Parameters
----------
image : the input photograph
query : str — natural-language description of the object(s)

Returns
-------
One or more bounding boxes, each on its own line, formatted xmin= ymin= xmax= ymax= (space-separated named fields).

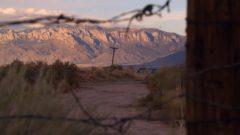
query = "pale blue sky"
xmin=0 ymin=0 xmax=186 ymax=35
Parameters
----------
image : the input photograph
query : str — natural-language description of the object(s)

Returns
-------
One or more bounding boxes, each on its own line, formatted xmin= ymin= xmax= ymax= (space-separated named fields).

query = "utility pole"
xmin=186 ymin=0 xmax=240 ymax=135
xmin=110 ymin=46 xmax=118 ymax=66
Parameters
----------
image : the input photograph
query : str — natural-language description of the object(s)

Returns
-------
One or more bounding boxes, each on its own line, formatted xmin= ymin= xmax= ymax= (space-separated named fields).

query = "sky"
xmin=0 ymin=0 xmax=186 ymax=35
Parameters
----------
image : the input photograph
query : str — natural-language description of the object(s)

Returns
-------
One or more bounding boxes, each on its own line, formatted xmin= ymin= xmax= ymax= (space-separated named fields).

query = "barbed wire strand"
xmin=0 ymin=1 xmax=173 ymax=134
xmin=2 ymin=0 xmax=240 ymax=133
xmin=0 ymin=0 xmax=171 ymax=35
xmin=2 ymin=64 xmax=240 ymax=133
xmin=0 ymin=92 xmax=184 ymax=133
xmin=187 ymin=62 xmax=240 ymax=78
xmin=2 ymin=86 xmax=240 ymax=133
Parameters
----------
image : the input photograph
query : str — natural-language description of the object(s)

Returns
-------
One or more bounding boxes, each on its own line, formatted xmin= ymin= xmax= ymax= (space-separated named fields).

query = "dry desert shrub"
xmin=0 ymin=60 xmax=111 ymax=135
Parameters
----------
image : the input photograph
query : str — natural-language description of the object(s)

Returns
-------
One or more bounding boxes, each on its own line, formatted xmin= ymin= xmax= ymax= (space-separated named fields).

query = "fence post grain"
xmin=186 ymin=0 xmax=240 ymax=134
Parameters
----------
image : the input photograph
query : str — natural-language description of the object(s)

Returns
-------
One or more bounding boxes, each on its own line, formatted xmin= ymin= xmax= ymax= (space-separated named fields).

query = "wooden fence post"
xmin=186 ymin=0 xmax=240 ymax=134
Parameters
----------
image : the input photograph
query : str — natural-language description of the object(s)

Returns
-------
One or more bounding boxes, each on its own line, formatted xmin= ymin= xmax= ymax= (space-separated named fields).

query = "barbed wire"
xmin=0 ymin=51 xmax=239 ymax=130
xmin=187 ymin=62 xmax=240 ymax=78
xmin=1 ymin=65 xmax=239 ymax=133
xmin=62 ymin=87 xmax=185 ymax=133
xmin=2 ymin=0 xmax=240 ymax=132
xmin=5 ymin=81 xmax=239 ymax=131
xmin=0 ymin=1 xmax=177 ymax=134
xmin=1 ymin=83 xmax=240 ymax=133
xmin=185 ymin=63 xmax=240 ymax=111
xmin=0 ymin=90 xmax=184 ymax=134
xmin=0 ymin=0 xmax=171 ymax=33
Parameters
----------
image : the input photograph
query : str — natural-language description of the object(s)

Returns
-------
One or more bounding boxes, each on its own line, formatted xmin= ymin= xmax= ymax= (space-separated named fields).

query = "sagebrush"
xmin=142 ymin=66 xmax=185 ymax=122
xmin=0 ymin=60 xmax=121 ymax=135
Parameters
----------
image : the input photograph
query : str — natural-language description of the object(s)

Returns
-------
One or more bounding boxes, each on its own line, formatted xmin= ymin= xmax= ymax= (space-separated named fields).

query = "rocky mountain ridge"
xmin=0 ymin=25 xmax=185 ymax=66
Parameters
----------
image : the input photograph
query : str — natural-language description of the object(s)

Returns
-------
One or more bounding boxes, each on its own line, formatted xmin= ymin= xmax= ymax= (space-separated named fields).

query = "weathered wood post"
xmin=110 ymin=46 xmax=118 ymax=66
xmin=186 ymin=0 xmax=240 ymax=134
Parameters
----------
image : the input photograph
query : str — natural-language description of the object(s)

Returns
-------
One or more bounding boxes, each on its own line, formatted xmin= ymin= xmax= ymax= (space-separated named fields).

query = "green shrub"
xmin=47 ymin=60 xmax=80 ymax=90
xmin=0 ymin=60 xmax=81 ymax=93
xmin=109 ymin=65 xmax=123 ymax=71
xmin=142 ymin=66 xmax=185 ymax=123
xmin=147 ymin=66 xmax=184 ymax=96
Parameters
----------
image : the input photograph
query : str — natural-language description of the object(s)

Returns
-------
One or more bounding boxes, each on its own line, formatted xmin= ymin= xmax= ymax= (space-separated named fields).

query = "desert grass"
xmin=80 ymin=65 xmax=148 ymax=81
xmin=0 ymin=60 xmax=120 ymax=135
xmin=140 ymin=66 xmax=185 ymax=134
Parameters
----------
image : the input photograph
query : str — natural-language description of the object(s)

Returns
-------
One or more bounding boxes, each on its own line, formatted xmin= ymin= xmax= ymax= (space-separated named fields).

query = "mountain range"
xmin=134 ymin=50 xmax=185 ymax=69
xmin=0 ymin=25 xmax=185 ymax=67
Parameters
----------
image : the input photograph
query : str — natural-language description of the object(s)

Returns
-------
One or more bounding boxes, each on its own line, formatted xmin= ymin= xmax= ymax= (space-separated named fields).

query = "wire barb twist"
xmin=0 ymin=0 xmax=171 ymax=33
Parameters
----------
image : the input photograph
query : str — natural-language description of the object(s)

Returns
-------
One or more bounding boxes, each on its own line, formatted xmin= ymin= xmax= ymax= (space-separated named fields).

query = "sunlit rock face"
xmin=0 ymin=25 xmax=185 ymax=66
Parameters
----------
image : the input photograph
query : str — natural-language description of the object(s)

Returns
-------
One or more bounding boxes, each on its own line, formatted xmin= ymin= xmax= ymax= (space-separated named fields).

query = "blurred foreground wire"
xmin=0 ymin=0 xmax=171 ymax=33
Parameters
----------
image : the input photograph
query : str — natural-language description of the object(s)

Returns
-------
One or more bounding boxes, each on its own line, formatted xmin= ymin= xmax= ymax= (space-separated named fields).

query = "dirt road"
xmin=75 ymin=80 xmax=176 ymax=135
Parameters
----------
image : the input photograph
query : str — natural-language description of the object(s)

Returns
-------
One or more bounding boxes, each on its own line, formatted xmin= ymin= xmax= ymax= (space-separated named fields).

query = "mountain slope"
xmin=0 ymin=25 xmax=185 ymax=66
xmin=134 ymin=50 xmax=185 ymax=69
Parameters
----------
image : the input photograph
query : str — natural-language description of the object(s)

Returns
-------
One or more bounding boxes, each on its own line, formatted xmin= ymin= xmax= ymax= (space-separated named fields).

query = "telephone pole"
xmin=110 ymin=46 xmax=118 ymax=66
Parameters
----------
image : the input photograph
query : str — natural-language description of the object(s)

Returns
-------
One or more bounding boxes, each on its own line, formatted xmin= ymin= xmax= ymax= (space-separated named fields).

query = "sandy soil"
xmin=73 ymin=80 xmax=177 ymax=135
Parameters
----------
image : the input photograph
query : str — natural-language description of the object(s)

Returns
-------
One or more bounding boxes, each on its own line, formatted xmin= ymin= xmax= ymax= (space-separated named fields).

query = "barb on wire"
xmin=0 ymin=1 xmax=174 ymax=133
xmin=0 ymin=91 xmax=184 ymax=134
xmin=124 ymin=1 xmax=171 ymax=33
xmin=2 ymin=88 xmax=240 ymax=133
xmin=0 ymin=0 xmax=171 ymax=33
xmin=69 ymin=88 xmax=144 ymax=133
